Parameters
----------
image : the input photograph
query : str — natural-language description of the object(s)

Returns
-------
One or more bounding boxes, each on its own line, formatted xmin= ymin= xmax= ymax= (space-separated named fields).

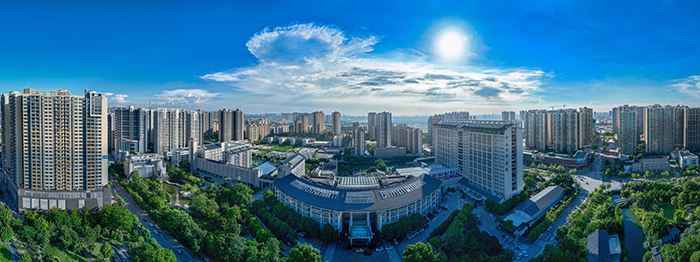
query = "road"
xmin=395 ymin=192 xmax=461 ymax=254
xmin=112 ymin=180 xmax=201 ymax=262
xmin=7 ymin=243 xmax=18 ymax=262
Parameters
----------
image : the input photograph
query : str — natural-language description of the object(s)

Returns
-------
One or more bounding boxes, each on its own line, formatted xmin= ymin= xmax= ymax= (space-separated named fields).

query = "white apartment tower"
xmin=154 ymin=108 xmax=186 ymax=155
xmin=1 ymin=89 xmax=111 ymax=211
xmin=114 ymin=106 xmax=149 ymax=153
xmin=433 ymin=120 xmax=523 ymax=201
xmin=644 ymin=104 xmax=676 ymax=154
xmin=579 ymin=107 xmax=594 ymax=146
xmin=618 ymin=108 xmax=638 ymax=155
xmin=521 ymin=110 xmax=549 ymax=151
xmin=549 ymin=109 xmax=580 ymax=153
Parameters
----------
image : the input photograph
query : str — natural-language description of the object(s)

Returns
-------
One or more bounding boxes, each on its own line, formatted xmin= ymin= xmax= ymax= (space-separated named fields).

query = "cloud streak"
xmin=201 ymin=22 xmax=549 ymax=113
xmin=671 ymin=75 xmax=700 ymax=98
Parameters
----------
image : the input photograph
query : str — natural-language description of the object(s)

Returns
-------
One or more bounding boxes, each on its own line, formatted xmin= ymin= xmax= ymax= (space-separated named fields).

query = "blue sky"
xmin=1 ymin=1 xmax=700 ymax=115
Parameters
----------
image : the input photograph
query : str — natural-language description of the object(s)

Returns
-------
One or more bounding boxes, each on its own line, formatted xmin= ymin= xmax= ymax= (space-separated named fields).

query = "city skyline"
xmin=2 ymin=1 xmax=700 ymax=115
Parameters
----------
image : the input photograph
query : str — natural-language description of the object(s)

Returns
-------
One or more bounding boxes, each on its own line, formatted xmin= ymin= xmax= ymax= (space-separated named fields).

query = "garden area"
xmin=402 ymin=204 xmax=513 ymax=262
xmin=118 ymin=163 xmax=323 ymax=262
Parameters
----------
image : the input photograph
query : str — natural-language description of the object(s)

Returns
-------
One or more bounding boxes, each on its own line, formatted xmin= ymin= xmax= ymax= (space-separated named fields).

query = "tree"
xmin=321 ymin=223 xmax=338 ymax=243
xmin=190 ymin=194 xmax=220 ymax=220
xmin=524 ymin=177 xmax=536 ymax=188
xmin=643 ymin=212 xmax=670 ymax=239
xmin=429 ymin=236 xmax=442 ymax=250
xmin=99 ymin=205 xmax=135 ymax=232
xmin=403 ymin=242 xmax=436 ymax=262
xmin=0 ymin=225 xmax=12 ymax=241
xmin=101 ymin=242 xmax=115 ymax=260
xmin=288 ymin=243 xmax=321 ymax=262
xmin=220 ymin=183 xmax=254 ymax=206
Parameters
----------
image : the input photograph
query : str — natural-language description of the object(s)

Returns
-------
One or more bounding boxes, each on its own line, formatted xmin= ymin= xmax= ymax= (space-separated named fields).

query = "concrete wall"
xmin=17 ymin=187 xmax=111 ymax=212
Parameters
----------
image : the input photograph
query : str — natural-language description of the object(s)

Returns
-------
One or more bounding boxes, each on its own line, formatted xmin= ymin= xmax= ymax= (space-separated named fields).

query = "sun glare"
xmin=436 ymin=30 xmax=467 ymax=61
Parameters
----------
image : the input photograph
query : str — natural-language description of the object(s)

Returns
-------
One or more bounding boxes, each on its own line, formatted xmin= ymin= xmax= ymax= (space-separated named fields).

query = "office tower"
xmin=502 ymin=111 xmax=516 ymax=121
xmin=644 ymin=105 xmax=676 ymax=154
xmin=549 ymin=109 xmax=580 ymax=153
xmin=233 ymin=108 xmax=244 ymax=141
xmin=186 ymin=110 xmax=201 ymax=144
xmin=114 ymin=106 xmax=149 ymax=153
xmin=376 ymin=112 xmax=392 ymax=148
xmin=433 ymin=120 xmax=523 ymax=201
xmin=579 ymin=107 xmax=594 ymax=146
xmin=686 ymin=107 xmax=700 ymax=151
xmin=312 ymin=111 xmax=325 ymax=135
xmin=218 ymin=109 xmax=233 ymax=142
xmin=154 ymin=108 xmax=186 ymax=155
xmin=673 ymin=105 xmax=688 ymax=148
xmin=367 ymin=112 xmax=378 ymax=140
xmin=332 ymin=111 xmax=341 ymax=135
xmin=522 ymin=110 xmax=549 ymax=151
xmin=1 ymin=89 xmax=111 ymax=211
xmin=352 ymin=122 xmax=366 ymax=156
xmin=618 ymin=108 xmax=638 ymax=155
xmin=394 ymin=125 xmax=422 ymax=154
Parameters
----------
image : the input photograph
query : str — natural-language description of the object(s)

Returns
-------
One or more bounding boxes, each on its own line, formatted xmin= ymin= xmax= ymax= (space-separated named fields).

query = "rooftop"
xmin=434 ymin=120 xmax=514 ymax=132
xmin=274 ymin=174 xmax=442 ymax=212
xmin=515 ymin=186 xmax=565 ymax=218
xmin=587 ymin=229 xmax=611 ymax=262
xmin=253 ymin=162 xmax=277 ymax=176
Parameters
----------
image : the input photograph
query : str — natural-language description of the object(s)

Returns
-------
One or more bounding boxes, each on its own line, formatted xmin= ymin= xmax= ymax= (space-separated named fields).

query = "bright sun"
xmin=436 ymin=31 xmax=467 ymax=60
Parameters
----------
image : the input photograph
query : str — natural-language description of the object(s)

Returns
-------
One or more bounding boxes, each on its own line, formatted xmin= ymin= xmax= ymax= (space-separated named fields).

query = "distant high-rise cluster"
xmin=502 ymin=111 xmax=516 ymax=121
xmin=1 ymin=89 xmax=111 ymax=211
xmin=613 ymin=104 xmax=698 ymax=155
xmin=393 ymin=124 xmax=422 ymax=154
xmin=520 ymin=107 xmax=595 ymax=153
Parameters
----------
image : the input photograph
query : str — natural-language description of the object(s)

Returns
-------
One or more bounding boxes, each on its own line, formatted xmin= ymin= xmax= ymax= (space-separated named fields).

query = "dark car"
xmin=364 ymin=250 xmax=373 ymax=256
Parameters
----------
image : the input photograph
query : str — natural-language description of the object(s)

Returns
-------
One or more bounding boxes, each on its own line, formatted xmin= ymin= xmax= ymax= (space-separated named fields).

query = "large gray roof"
xmin=433 ymin=120 xmax=514 ymax=132
xmin=274 ymin=174 xmax=442 ymax=212
xmin=515 ymin=186 xmax=565 ymax=217
xmin=587 ymin=229 xmax=611 ymax=262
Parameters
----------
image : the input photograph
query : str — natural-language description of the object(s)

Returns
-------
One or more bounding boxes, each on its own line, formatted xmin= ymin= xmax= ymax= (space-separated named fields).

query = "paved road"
xmin=7 ymin=243 xmax=19 ymax=262
xmin=112 ymin=180 xmax=201 ymax=262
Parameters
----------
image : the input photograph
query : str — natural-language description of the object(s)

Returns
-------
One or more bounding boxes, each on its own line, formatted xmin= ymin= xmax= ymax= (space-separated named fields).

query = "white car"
xmin=375 ymin=247 xmax=384 ymax=252
xmin=386 ymin=246 xmax=394 ymax=251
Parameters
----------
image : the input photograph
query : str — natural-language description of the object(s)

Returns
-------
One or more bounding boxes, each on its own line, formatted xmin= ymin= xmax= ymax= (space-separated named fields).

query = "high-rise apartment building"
xmin=618 ymin=108 xmax=638 ymax=155
xmin=502 ymin=111 xmax=516 ymax=121
xmin=198 ymin=110 xmax=213 ymax=139
xmin=614 ymin=105 xmax=644 ymax=142
xmin=114 ymin=106 xmax=149 ymax=153
xmin=154 ymin=108 xmax=186 ymax=155
xmin=367 ymin=112 xmax=377 ymax=140
xmin=376 ymin=112 xmax=392 ymax=148
xmin=186 ymin=111 xmax=201 ymax=144
xmin=233 ymin=108 xmax=244 ymax=141
xmin=433 ymin=120 xmax=523 ymax=201
xmin=521 ymin=110 xmax=549 ymax=151
xmin=394 ymin=125 xmax=422 ymax=154
xmin=686 ymin=107 xmax=700 ymax=152
xmin=549 ymin=109 xmax=580 ymax=153
xmin=1 ymin=89 xmax=111 ymax=211
xmin=673 ymin=105 xmax=688 ymax=148
xmin=644 ymin=104 xmax=676 ymax=154
xmin=312 ymin=111 xmax=325 ymax=135
xmin=332 ymin=111 xmax=341 ymax=135
xmin=579 ymin=107 xmax=594 ymax=146
xmin=218 ymin=109 xmax=233 ymax=142
xmin=352 ymin=122 xmax=366 ymax=156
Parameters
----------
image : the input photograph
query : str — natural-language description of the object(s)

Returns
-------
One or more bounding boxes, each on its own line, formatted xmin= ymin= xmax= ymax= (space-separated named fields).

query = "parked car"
xmin=356 ymin=249 xmax=364 ymax=253
xmin=386 ymin=245 xmax=394 ymax=251
xmin=375 ymin=246 xmax=383 ymax=252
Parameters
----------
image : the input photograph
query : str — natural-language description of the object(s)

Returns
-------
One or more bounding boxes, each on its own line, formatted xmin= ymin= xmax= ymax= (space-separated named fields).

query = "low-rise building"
xmin=505 ymin=186 xmax=565 ymax=231
xmin=587 ymin=229 xmax=622 ymax=262
xmin=396 ymin=165 xmax=460 ymax=189
xmin=631 ymin=156 xmax=670 ymax=173
xmin=672 ymin=150 xmax=699 ymax=168
xmin=279 ymin=153 xmax=306 ymax=177
xmin=124 ymin=154 xmax=166 ymax=178
xmin=374 ymin=147 xmax=407 ymax=158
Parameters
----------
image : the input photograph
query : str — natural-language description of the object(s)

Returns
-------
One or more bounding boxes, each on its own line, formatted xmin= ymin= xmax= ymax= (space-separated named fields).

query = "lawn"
xmin=270 ymin=145 xmax=294 ymax=152
xmin=0 ymin=245 xmax=10 ymax=262
xmin=43 ymin=245 xmax=89 ymax=262
xmin=660 ymin=204 xmax=678 ymax=220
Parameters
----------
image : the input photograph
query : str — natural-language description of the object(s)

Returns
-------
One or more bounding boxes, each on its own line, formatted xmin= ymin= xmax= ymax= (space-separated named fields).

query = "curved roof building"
xmin=273 ymin=173 xmax=442 ymax=245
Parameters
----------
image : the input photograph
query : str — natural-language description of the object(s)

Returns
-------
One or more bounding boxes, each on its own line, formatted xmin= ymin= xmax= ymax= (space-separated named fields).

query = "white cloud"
xmin=114 ymin=94 xmax=129 ymax=103
xmin=201 ymin=22 xmax=549 ymax=114
xmin=671 ymin=75 xmax=700 ymax=98
xmin=155 ymin=89 xmax=220 ymax=105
